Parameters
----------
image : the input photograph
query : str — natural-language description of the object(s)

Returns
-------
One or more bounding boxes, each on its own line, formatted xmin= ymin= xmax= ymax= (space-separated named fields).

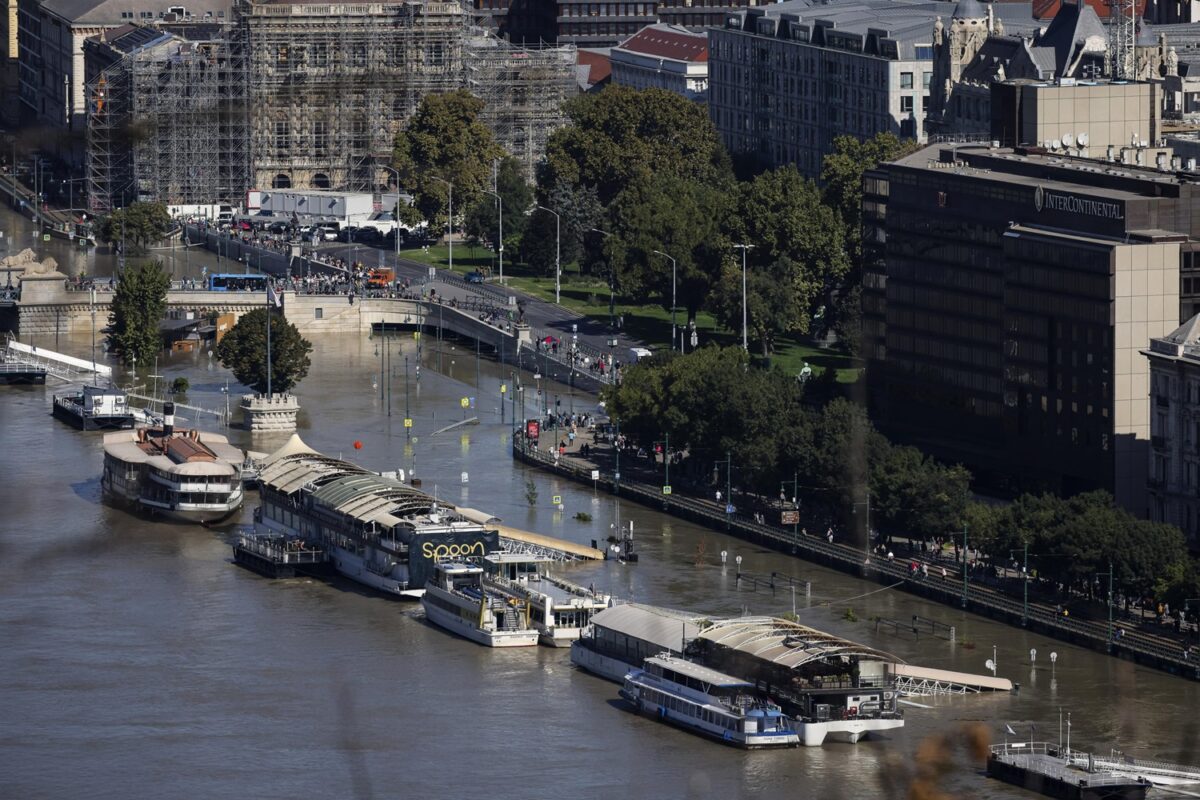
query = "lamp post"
xmin=379 ymin=164 xmax=402 ymax=266
xmin=431 ymin=176 xmax=453 ymax=271
xmin=852 ymin=490 xmax=871 ymax=566
xmin=1011 ymin=542 xmax=1030 ymax=626
xmin=1096 ymin=560 xmax=1115 ymax=649
xmin=483 ymin=188 xmax=504 ymax=285
xmin=592 ymin=228 xmax=615 ymax=329
xmin=733 ymin=244 xmax=754 ymax=352
xmin=780 ymin=473 xmax=799 ymax=539
xmin=537 ymin=205 xmax=560 ymax=303
xmin=714 ymin=453 xmax=732 ymax=529
xmin=652 ymin=250 xmax=677 ymax=350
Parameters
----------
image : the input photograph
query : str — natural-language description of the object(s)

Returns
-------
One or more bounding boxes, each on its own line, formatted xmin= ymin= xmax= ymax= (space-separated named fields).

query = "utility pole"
xmin=962 ymin=524 xmax=969 ymax=609
xmin=537 ymin=206 xmax=560 ymax=303
xmin=733 ymin=244 xmax=754 ymax=351
xmin=405 ymin=356 xmax=411 ymax=439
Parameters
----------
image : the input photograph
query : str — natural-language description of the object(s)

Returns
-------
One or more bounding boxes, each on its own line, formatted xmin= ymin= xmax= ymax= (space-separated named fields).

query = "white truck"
xmin=167 ymin=203 xmax=234 ymax=223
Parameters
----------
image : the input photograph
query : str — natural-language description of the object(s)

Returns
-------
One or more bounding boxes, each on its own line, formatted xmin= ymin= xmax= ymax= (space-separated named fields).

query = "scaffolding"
xmin=86 ymin=27 xmax=250 ymax=213
xmin=237 ymin=0 xmax=468 ymax=193
xmin=466 ymin=34 xmax=576 ymax=181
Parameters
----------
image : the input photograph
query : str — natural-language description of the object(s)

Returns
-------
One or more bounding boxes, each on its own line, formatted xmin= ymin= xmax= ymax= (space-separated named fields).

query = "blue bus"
xmin=209 ymin=274 xmax=270 ymax=292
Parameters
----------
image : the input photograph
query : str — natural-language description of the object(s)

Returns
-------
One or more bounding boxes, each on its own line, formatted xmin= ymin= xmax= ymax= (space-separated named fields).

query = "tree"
xmin=107 ymin=260 xmax=169 ymax=366
xmin=544 ymin=178 xmax=602 ymax=270
xmin=541 ymin=86 xmax=731 ymax=207
xmin=464 ymin=156 xmax=532 ymax=264
xmin=393 ymin=90 xmax=505 ymax=235
xmin=608 ymin=174 xmax=732 ymax=322
xmin=820 ymin=132 xmax=915 ymax=264
xmin=96 ymin=202 xmax=171 ymax=254
xmin=216 ymin=308 xmax=313 ymax=394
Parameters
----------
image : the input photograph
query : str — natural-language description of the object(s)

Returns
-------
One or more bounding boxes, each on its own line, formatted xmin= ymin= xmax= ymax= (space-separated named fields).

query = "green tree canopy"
xmin=541 ymin=86 xmax=731 ymax=207
xmin=393 ymin=90 xmax=505 ymax=233
xmin=464 ymin=157 xmax=533 ymax=267
xmin=820 ymin=132 xmax=914 ymax=264
xmin=96 ymin=202 xmax=171 ymax=254
xmin=107 ymin=260 xmax=169 ymax=366
xmin=216 ymin=308 xmax=313 ymax=395
xmin=607 ymin=174 xmax=732 ymax=322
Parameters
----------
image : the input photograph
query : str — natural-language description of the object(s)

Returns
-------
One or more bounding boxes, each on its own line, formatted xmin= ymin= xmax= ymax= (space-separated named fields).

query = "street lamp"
xmin=652 ymin=250 xmax=677 ymax=350
xmin=379 ymin=164 xmax=402 ymax=266
xmin=592 ymin=228 xmax=615 ymax=329
xmin=483 ymin=188 xmax=504 ymax=285
xmin=1095 ymin=560 xmax=1115 ymax=649
xmin=733 ymin=244 xmax=754 ymax=352
xmin=537 ymin=205 xmax=561 ymax=303
xmin=430 ymin=176 xmax=453 ymax=271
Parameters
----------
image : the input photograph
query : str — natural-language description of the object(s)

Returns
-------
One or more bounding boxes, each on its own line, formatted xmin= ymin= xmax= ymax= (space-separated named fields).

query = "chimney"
xmin=163 ymin=401 xmax=175 ymax=436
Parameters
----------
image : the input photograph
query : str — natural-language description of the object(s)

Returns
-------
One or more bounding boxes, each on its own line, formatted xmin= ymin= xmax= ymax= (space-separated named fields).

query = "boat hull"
xmin=619 ymin=689 xmax=799 ymax=750
xmin=570 ymin=640 xmax=637 ymax=682
xmin=54 ymin=402 xmax=135 ymax=430
xmin=799 ymin=717 xmax=905 ymax=747
xmin=421 ymin=594 xmax=539 ymax=647
xmin=331 ymin=547 xmax=422 ymax=598
xmin=102 ymin=480 xmax=244 ymax=524
xmin=987 ymin=755 xmax=1150 ymax=800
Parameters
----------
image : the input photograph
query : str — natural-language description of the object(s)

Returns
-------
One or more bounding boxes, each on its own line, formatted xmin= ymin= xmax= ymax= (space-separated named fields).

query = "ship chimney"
xmin=163 ymin=401 xmax=175 ymax=436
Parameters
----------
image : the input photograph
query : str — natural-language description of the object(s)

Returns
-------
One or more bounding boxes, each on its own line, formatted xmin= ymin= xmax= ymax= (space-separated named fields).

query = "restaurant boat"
xmin=484 ymin=552 xmax=612 ymax=647
xmin=421 ymin=562 xmax=540 ymax=647
xmin=101 ymin=404 xmax=245 ymax=523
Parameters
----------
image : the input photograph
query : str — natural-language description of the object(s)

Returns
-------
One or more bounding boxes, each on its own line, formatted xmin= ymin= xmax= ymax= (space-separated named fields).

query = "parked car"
xmin=465 ymin=271 xmax=485 ymax=284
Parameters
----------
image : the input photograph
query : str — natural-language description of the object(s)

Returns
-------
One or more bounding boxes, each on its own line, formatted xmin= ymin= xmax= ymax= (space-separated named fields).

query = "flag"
xmin=1005 ymin=724 xmax=1017 ymax=736
xmin=267 ymin=282 xmax=282 ymax=308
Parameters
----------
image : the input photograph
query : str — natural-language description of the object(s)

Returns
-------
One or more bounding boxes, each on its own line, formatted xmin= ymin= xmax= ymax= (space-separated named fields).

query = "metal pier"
xmin=232 ymin=531 xmax=330 ymax=578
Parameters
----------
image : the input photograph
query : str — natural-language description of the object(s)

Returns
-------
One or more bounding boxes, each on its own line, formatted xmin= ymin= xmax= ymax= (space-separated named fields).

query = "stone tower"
xmin=930 ymin=0 xmax=992 ymax=129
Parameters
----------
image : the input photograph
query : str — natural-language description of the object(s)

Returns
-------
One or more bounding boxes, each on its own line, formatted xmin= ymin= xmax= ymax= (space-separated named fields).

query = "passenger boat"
xmin=421 ymin=562 xmax=540 ymax=647
xmin=619 ymin=654 xmax=800 ymax=749
xmin=484 ymin=552 xmax=612 ymax=647
xmin=570 ymin=603 xmax=702 ymax=682
xmin=101 ymin=404 xmax=245 ymax=523
xmin=53 ymin=385 xmax=135 ymax=430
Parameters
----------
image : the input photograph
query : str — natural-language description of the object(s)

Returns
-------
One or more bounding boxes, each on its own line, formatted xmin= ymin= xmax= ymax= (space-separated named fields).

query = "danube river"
xmin=1 ymin=209 xmax=1198 ymax=799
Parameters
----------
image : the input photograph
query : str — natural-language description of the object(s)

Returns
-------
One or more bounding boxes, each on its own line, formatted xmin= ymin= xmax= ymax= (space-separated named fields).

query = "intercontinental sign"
xmin=1034 ymin=185 xmax=1124 ymax=220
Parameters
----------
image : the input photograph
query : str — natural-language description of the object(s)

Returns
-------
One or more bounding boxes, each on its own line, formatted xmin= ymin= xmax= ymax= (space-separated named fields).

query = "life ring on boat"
xmin=847 ymin=706 xmax=859 ymax=717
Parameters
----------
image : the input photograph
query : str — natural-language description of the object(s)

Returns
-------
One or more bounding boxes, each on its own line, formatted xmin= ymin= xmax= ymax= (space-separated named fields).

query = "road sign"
xmin=590 ymin=470 xmax=600 ymax=481
xmin=413 ymin=331 xmax=421 ymax=340
xmin=726 ymin=503 xmax=736 ymax=515
xmin=662 ymin=486 xmax=672 ymax=495
xmin=552 ymin=495 xmax=562 ymax=505
xmin=460 ymin=397 xmax=469 ymax=408
xmin=43 ymin=234 xmax=50 ymax=242
xmin=461 ymin=471 xmax=469 ymax=484
xmin=403 ymin=418 xmax=413 ymax=428
xmin=500 ymin=384 xmax=507 ymax=394
xmin=782 ymin=510 xmax=800 ymax=525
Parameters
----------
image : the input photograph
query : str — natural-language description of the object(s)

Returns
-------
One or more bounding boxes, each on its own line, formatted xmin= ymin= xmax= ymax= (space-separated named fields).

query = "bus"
xmin=209 ymin=274 xmax=270 ymax=292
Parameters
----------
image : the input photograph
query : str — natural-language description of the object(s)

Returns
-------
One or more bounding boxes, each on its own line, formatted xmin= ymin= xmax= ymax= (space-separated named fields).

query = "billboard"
xmin=407 ymin=528 xmax=500 ymax=589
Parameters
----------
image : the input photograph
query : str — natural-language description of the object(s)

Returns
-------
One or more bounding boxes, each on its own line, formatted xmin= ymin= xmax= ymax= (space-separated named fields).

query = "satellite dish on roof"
xmin=1078 ymin=132 xmax=1089 ymax=146
xmin=1062 ymin=132 xmax=1075 ymax=148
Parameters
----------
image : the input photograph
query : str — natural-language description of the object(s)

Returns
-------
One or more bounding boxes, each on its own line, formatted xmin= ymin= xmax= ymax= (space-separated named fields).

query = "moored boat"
xmin=101 ymin=404 xmax=245 ymax=523
xmin=421 ymin=562 xmax=540 ymax=647
xmin=986 ymin=742 xmax=1152 ymax=800
xmin=54 ymin=385 xmax=135 ymax=430
xmin=619 ymin=654 xmax=800 ymax=749
xmin=484 ymin=552 xmax=612 ymax=647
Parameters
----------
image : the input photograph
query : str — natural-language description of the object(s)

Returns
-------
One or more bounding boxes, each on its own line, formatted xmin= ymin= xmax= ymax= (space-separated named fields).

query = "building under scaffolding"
xmin=85 ymin=24 xmax=250 ymax=214
xmin=84 ymin=2 xmax=576 ymax=209
xmin=468 ymin=33 xmax=576 ymax=180
xmin=237 ymin=0 xmax=468 ymax=192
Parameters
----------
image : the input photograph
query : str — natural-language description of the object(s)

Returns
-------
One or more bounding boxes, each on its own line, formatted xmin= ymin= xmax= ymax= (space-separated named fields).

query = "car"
xmin=465 ymin=271 xmax=485 ymax=284
xmin=318 ymin=226 xmax=338 ymax=241
xmin=267 ymin=221 xmax=289 ymax=234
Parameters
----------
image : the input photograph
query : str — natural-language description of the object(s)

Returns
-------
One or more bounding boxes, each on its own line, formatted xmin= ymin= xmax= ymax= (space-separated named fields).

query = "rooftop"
xmin=1147 ymin=312 xmax=1200 ymax=363
xmin=43 ymin=0 xmax=230 ymax=25
xmin=645 ymin=654 xmax=752 ymax=687
xmin=590 ymin=602 xmax=703 ymax=651
xmin=614 ymin=24 xmax=708 ymax=63
xmin=697 ymin=617 xmax=902 ymax=671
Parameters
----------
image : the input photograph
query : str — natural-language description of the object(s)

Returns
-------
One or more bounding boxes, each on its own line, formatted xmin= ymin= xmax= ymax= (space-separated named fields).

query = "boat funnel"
xmin=163 ymin=401 xmax=175 ymax=436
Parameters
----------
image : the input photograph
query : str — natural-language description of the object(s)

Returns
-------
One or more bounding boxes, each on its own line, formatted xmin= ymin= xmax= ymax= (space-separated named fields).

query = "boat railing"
xmin=236 ymin=534 xmax=326 ymax=564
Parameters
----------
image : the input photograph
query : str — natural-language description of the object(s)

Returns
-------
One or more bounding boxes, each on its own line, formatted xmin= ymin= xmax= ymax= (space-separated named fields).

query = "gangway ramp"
xmin=455 ymin=506 xmax=604 ymax=561
xmin=3 ymin=337 xmax=110 ymax=382
xmin=888 ymin=663 xmax=1013 ymax=696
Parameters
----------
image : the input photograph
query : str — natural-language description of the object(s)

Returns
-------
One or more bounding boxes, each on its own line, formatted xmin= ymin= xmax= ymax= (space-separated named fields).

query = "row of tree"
xmin=603 ymin=347 xmax=1199 ymax=603
xmin=390 ymin=87 xmax=912 ymax=355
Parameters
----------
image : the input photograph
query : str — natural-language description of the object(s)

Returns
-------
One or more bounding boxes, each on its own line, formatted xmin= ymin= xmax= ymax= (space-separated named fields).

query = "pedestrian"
xmin=716 ymin=490 xmax=722 ymax=503
xmin=922 ymin=563 xmax=928 ymax=579
xmin=941 ymin=566 xmax=947 ymax=579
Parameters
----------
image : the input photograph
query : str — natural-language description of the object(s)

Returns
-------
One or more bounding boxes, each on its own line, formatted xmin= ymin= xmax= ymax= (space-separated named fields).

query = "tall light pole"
xmin=733 ymin=244 xmax=754 ymax=352
xmin=483 ymin=188 xmax=504 ymax=284
xmin=431 ymin=176 xmax=453 ymax=271
xmin=652 ymin=249 xmax=677 ymax=350
xmin=592 ymin=228 xmax=615 ymax=329
xmin=379 ymin=164 xmax=402 ymax=267
xmin=537 ymin=205 xmax=560 ymax=303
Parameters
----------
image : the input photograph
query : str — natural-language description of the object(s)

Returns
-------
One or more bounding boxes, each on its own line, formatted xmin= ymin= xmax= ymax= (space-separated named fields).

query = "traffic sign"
xmin=43 ymin=234 xmax=50 ymax=242
xmin=500 ymin=384 xmax=507 ymax=394
xmin=460 ymin=397 xmax=469 ymax=408
xmin=403 ymin=418 xmax=413 ymax=428
xmin=726 ymin=503 xmax=736 ymax=515
xmin=782 ymin=510 xmax=800 ymax=525
xmin=590 ymin=470 xmax=600 ymax=481
xmin=662 ymin=486 xmax=672 ymax=495
xmin=552 ymin=495 xmax=562 ymax=505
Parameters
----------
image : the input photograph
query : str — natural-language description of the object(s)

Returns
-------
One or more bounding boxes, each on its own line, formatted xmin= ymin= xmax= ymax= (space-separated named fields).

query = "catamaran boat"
xmin=484 ymin=552 xmax=612 ymax=647
xmin=421 ymin=561 xmax=540 ymax=647
xmin=101 ymin=404 xmax=245 ymax=523
xmin=620 ymin=654 xmax=800 ymax=749
xmin=53 ymin=385 xmax=136 ymax=430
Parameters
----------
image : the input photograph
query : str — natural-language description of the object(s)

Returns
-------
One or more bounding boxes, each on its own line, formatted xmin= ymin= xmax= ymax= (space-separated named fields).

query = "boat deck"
xmin=990 ymin=744 xmax=1150 ymax=789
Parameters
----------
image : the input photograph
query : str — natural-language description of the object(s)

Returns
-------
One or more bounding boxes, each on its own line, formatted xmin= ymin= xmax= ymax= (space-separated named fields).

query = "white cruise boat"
xmin=620 ymin=654 xmax=800 ymax=749
xmin=484 ymin=553 xmax=612 ymax=647
xmin=421 ymin=562 xmax=539 ymax=647
xmin=101 ymin=406 xmax=244 ymax=523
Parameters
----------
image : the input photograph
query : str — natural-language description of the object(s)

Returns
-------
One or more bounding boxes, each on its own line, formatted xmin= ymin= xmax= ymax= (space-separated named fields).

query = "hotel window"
xmin=900 ymin=96 xmax=913 ymax=114
xmin=900 ymin=71 xmax=913 ymax=89
xmin=922 ymin=71 xmax=932 ymax=88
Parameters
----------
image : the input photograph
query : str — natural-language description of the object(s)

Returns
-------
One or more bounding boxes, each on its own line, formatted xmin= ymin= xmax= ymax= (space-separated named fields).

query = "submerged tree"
xmin=107 ymin=260 xmax=169 ymax=366
xmin=216 ymin=308 xmax=312 ymax=395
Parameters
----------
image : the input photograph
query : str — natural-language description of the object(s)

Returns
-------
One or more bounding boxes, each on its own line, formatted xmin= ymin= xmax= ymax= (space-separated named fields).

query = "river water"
xmin=2 ymin=205 xmax=1199 ymax=799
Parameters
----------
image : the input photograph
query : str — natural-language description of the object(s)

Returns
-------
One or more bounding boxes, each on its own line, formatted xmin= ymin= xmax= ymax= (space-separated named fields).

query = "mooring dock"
xmin=232 ymin=531 xmax=331 ymax=579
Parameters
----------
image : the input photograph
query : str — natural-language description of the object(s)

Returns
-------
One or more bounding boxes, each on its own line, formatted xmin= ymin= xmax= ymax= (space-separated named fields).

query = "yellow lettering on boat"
xmin=421 ymin=541 xmax=485 ymax=559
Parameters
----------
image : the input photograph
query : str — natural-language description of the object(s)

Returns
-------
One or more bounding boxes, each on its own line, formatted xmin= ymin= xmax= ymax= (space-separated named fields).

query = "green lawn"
xmin=407 ymin=250 xmax=863 ymax=382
